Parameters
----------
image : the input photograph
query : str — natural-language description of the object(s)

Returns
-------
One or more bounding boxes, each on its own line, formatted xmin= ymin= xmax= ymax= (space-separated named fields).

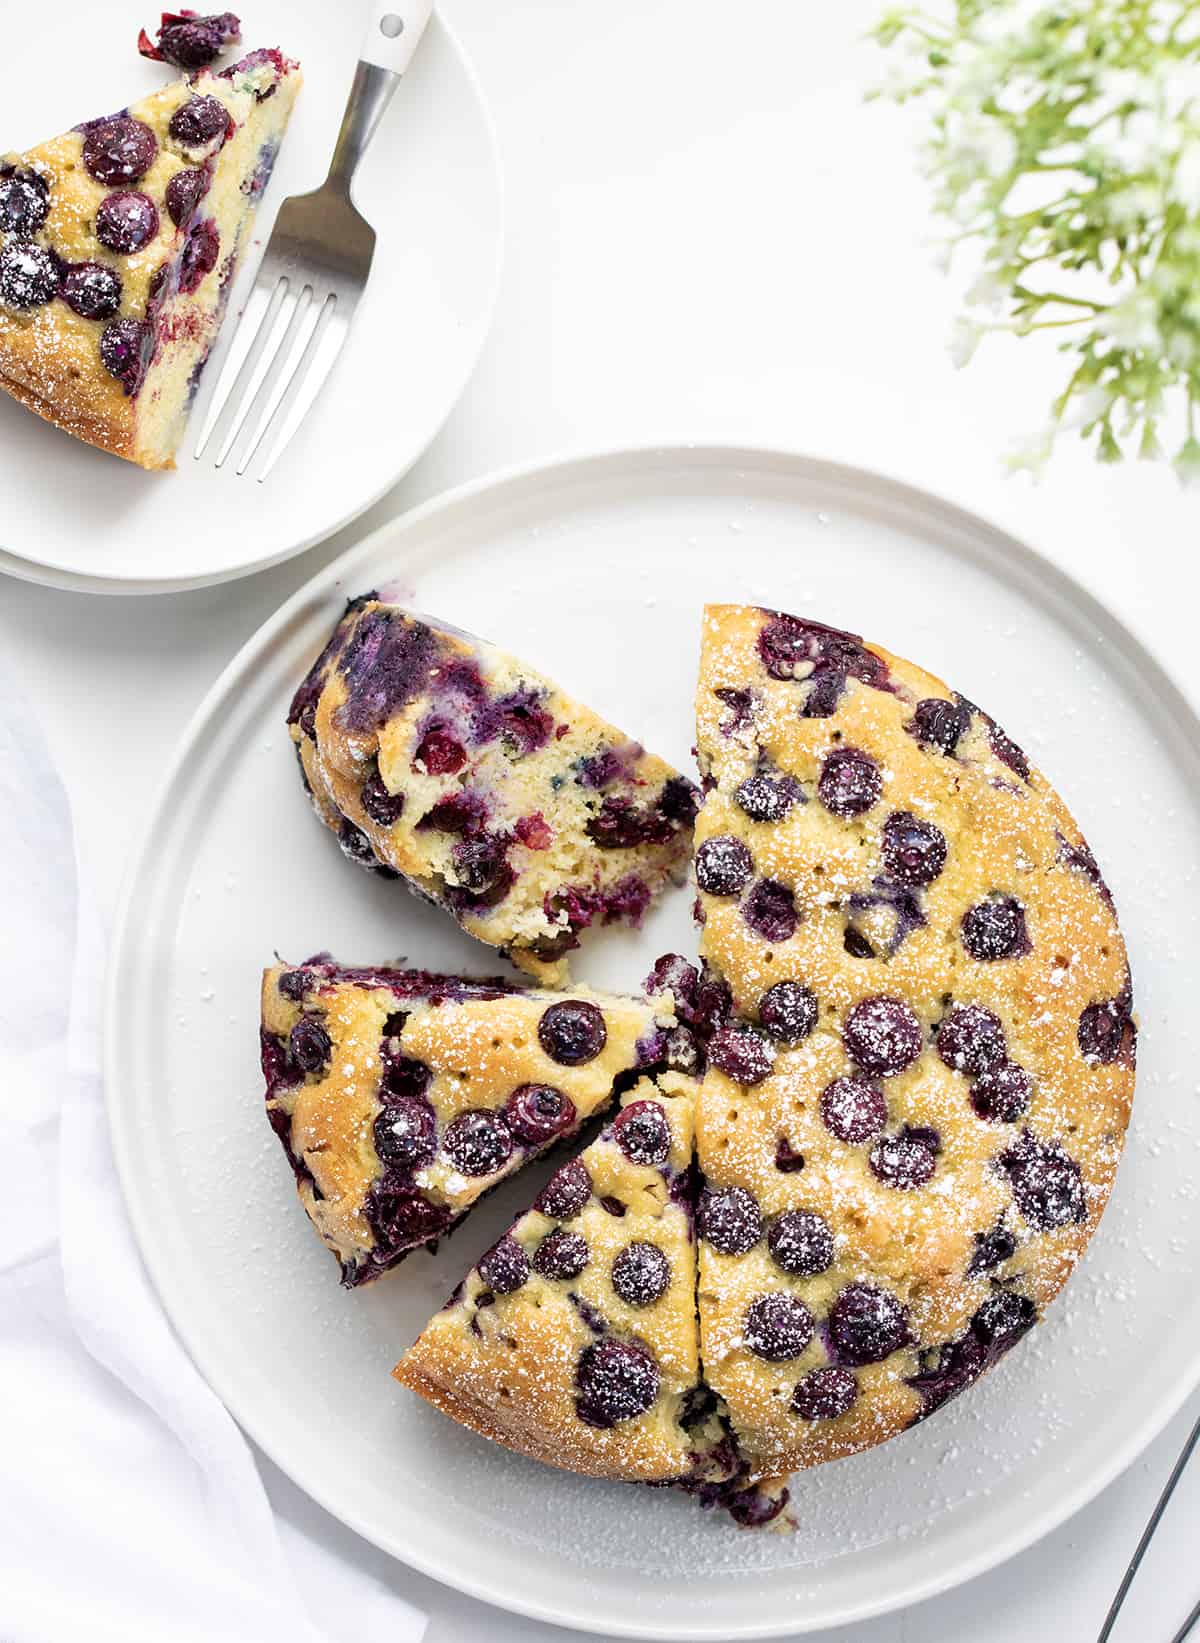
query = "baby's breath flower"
xmin=872 ymin=0 xmax=1200 ymax=475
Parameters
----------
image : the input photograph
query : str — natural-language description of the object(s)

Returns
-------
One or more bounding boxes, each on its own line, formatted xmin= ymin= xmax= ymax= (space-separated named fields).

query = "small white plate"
xmin=0 ymin=2 xmax=501 ymax=593
xmin=106 ymin=447 xmax=1200 ymax=1639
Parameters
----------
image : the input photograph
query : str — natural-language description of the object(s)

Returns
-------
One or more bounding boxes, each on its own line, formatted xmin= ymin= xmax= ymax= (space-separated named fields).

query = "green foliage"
xmin=872 ymin=0 xmax=1200 ymax=477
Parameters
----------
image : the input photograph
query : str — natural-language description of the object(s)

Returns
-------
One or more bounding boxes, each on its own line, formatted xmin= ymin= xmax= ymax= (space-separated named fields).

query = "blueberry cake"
xmin=261 ymin=956 xmax=673 ymax=1286
xmin=0 ymin=47 xmax=300 ymax=467
xmin=393 ymin=1074 xmax=734 ymax=1483
xmin=288 ymin=596 xmax=699 ymax=983
xmin=690 ymin=604 xmax=1135 ymax=1478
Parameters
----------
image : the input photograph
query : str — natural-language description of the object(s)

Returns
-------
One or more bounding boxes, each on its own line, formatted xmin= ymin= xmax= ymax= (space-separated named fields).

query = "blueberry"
xmin=714 ymin=687 xmax=754 ymax=733
xmin=1078 ymin=997 xmax=1134 ymax=1064
xmin=504 ymin=1083 xmax=577 ymax=1146
xmin=364 ymin=1182 xmax=450 ymax=1255
xmin=83 ymin=117 xmax=158 ymax=185
xmin=163 ymin=167 xmax=210 ymax=229
xmin=277 ymin=968 xmax=313 ymax=1002
xmin=791 ymin=1366 xmax=857 ymax=1421
xmin=742 ymin=878 xmax=798 ymax=942
xmin=179 ymin=219 xmax=220 ymax=293
xmin=612 ymin=1241 xmax=671 ymax=1306
xmin=971 ymin=1061 xmax=1032 ymax=1122
xmin=60 ymin=262 xmax=122 ymax=320
xmin=101 ymin=317 xmax=152 ymax=393
xmin=819 ymin=1076 xmax=887 ymax=1143
xmin=774 ymin=1135 xmax=806 ymax=1172
xmin=380 ymin=1055 xmax=432 ymax=1101
xmin=698 ymin=1186 xmax=763 ymax=1254
xmin=338 ymin=613 xmax=438 ymax=734
xmin=538 ymin=1001 xmax=607 ymax=1065
xmin=0 ymin=242 xmax=58 ymax=309
xmin=576 ymin=1340 xmax=660 ymax=1427
xmin=869 ymin=1125 xmax=940 ymax=1189
xmin=974 ymin=1289 xmax=1037 ymax=1347
xmin=443 ymin=1109 xmax=513 ymax=1177
xmin=818 ymin=747 xmax=882 ymax=818
xmin=756 ymin=613 xmax=888 ymax=693
xmin=937 ymin=1004 xmax=1006 ymax=1075
xmin=744 ymin=1292 xmax=814 ymax=1361
xmin=101 ymin=310 xmax=157 ymax=387
xmin=989 ymin=723 xmax=1030 ymax=780
xmin=95 ymin=189 xmax=159 ymax=253
xmin=881 ymin=811 xmax=947 ymax=886
xmin=966 ymin=1224 xmax=1018 ymax=1277
xmin=289 ymin=1014 xmax=331 ymax=1074
xmin=828 ymin=1282 xmax=910 ymax=1365
xmin=141 ymin=11 xmax=242 ymax=70
xmin=169 ymin=95 xmax=230 ymax=149
xmin=532 ymin=1227 xmax=589 ymax=1279
xmin=961 ymin=897 xmax=1029 ymax=961
xmin=0 ymin=168 xmax=49 ymax=235
xmin=707 ymin=1025 xmax=775 ymax=1085
xmin=534 ymin=1158 xmax=592 ymax=1219
xmin=909 ymin=697 xmax=970 ymax=755
xmin=600 ymin=1195 xmax=627 ymax=1217
xmin=451 ymin=834 xmax=510 ymax=895
xmin=843 ymin=995 xmax=922 ymax=1077
xmin=360 ymin=769 xmax=405 ymax=826
xmin=612 ymin=1100 xmax=671 ymax=1166
xmin=759 ymin=979 xmax=818 ymax=1043
xmin=478 ymin=1235 xmax=529 ymax=1295
xmin=767 ymin=1209 xmax=834 ymax=1276
xmin=373 ymin=1096 xmax=437 ymax=1171
xmin=997 ymin=1130 xmax=1086 ymax=1229
xmin=734 ymin=771 xmax=804 ymax=822
xmin=695 ymin=835 xmax=754 ymax=896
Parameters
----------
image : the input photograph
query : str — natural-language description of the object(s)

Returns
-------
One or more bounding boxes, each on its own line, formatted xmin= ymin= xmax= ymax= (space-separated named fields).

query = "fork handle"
xmin=360 ymin=0 xmax=434 ymax=74
xmin=327 ymin=2 xmax=434 ymax=194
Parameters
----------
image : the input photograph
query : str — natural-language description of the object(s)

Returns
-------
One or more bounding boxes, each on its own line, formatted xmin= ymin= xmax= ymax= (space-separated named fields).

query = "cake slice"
xmin=261 ymin=956 xmax=673 ymax=1287
xmin=690 ymin=605 xmax=1135 ymax=1479
xmin=287 ymin=597 xmax=699 ymax=983
xmin=393 ymin=1073 xmax=736 ymax=1485
xmin=0 ymin=48 xmax=300 ymax=467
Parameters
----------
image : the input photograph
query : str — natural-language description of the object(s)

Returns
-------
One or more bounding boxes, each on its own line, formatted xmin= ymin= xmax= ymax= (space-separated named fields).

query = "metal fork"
xmin=193 ymin=0 xmax=434 ymax=481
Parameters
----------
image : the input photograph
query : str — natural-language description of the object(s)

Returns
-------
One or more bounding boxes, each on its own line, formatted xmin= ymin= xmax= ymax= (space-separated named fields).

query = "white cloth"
xmin=0 ymin=662 xmax=427 ymax=1643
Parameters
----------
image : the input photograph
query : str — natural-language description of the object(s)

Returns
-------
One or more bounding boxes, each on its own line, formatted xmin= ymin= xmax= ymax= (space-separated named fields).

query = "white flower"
xmin=946 ymin=112 xmax=1018 ymax=181
xmin=1097 ymin=290 xmax=1162 ymax=351
xmin=1061 ymin=386 xmax=1115 ymax=431
xmin=949 ymin=316 xmax=984 ymax=368
xmin=1170 ymin=139 xmax=1200 ymax=210
xmin=967 ymin=269 xmax=1010 ymax=311
xmin=1174 ymin=437 xmax=1200 ymax=487
xmin=1006 ymin=428 xmax=1055 ymax=476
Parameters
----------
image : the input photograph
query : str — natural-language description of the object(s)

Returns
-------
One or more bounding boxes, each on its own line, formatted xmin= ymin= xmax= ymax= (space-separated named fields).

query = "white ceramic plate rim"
xmin=105 ymin=443 xmax=1200 ymax=1638
xmin=0 ymin=11 xmax=504 ymax=598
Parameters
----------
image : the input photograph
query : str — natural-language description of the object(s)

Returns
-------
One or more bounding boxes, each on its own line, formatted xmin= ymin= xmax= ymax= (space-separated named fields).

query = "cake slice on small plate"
xmin=0 ymin=47 xmax=300 ymax=467
xmin=261 ymin=956 xmax=674 ymax=1287
xmin=287 ymin=596 xmax=699 ymax=983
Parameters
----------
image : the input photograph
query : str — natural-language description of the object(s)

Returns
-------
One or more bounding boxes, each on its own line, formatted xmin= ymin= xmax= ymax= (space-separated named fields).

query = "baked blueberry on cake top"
xmin=393 ymin=1074 xmax=740 ymax=1484
xmin=287 ymin=597 xmax=699 ymax=983
xmin=0 ymin=47 xmax=300 ymax=467
xmin=261 ymin=957 xmax=673 ymax=1287
xmin=690 ymin=604 xmax=1135 ymax=1478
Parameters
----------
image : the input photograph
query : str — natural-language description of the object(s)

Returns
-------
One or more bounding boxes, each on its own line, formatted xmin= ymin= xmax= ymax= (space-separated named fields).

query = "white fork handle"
xmin=360 ymin=0 xmax=434 ymax=75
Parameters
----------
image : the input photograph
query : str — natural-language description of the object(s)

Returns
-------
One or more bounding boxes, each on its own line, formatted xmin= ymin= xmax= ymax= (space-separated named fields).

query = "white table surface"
xmin=4 ymin=2 xmax=1197 ymax=1639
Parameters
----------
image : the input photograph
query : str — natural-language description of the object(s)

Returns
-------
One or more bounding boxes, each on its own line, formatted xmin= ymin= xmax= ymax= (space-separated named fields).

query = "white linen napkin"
xmin=0 ymin=659 xmax=427 ymax=1643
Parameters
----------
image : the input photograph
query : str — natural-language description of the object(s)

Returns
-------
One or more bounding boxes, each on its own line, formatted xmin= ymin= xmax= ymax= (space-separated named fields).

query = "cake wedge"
xmin=0 ymin=48 xmax=300 ymax=467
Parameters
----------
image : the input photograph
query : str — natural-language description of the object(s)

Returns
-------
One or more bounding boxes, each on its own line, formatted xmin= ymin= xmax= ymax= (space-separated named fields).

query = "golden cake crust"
xmin=692 ymin=604 xmax=1135 ymax=1481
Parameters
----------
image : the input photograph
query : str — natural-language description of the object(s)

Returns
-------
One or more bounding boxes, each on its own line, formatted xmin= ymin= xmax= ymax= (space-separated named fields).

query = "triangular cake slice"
xmin=261 ymin=956 xmax=672 ymax=1287
xmin=287 ymin=597 xmax=699 ymax=984
xmin=691 ymin=604 xmax=1135 ymax=1480
xmin=394 ymin=1073 xmax=737 ymax=1485
xmin=0 ymin=49 xmax=300 ymax=467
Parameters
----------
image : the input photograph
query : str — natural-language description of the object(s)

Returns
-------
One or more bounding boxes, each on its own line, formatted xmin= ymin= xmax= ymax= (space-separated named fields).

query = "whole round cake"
xmin=264 ymin=598 xmax=1136 ymax=1519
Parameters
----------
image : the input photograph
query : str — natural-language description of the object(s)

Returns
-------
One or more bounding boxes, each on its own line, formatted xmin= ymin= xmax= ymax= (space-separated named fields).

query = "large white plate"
xmin=106 ymin=447 xmax=1200 ymax=1639
xmin=0 ymin=2 xmax=501 ymax=593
